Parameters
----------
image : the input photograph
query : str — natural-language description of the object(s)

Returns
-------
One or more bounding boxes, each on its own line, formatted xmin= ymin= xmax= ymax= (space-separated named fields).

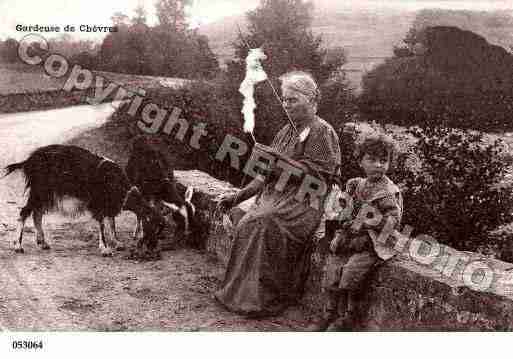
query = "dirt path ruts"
xmin=0 ymin=105 xmax=311 ymax=331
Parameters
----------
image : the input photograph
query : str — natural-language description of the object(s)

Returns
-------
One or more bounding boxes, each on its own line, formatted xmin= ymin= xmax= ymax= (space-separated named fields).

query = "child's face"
xmin=360 ymin=153 xmax=390 ymax=181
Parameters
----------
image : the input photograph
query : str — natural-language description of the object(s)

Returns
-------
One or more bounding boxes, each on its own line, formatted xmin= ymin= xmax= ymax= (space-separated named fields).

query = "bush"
xmin=319 ymin=72 xmax=361 ymax=184
xmin=1 ymin=38 xmax=20 ymax=63
xmin=359 ymin=26 xmax=513 ymax=131
xmin=70 ymin=51 xmax=98 ymax=69
xmin=318 ymin=70 xmax=358 ymax=127
xmin=99 ymin=25 xmax=219 ymax=79
xmin=110 ymin=68 xmax=358 ymax=189
xmin=393 ymin=126 xmax=513 ymax=256
xmin=110 ymin=80 xmax=250 ymax=187
xmin=331 ymin=121 xmax=370 ymax=186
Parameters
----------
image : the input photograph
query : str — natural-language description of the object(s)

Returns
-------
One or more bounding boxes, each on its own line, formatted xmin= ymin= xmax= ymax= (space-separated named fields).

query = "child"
xmin=312 ymin=133 xmax=403 ymax=331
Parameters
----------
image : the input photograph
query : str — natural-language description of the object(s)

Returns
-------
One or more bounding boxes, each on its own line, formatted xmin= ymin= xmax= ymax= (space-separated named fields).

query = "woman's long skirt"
xmin=215 ymin=187 xmax=322 ymax=317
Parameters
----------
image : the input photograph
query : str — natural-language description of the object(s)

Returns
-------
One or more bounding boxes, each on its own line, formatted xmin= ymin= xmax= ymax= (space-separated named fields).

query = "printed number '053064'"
xmin=12 ymin=340 xmax=43 ymax=350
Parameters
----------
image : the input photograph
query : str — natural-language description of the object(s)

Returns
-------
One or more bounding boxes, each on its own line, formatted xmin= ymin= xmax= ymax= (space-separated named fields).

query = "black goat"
xmin=4 ymin=144 xmax=165 ymax=256
xmin=126 ymin=136 xmax=196 ymax=244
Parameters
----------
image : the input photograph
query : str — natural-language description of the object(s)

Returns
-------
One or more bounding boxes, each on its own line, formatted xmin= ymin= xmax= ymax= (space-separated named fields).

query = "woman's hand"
xmin=330 ymin=230 xmax=351 ymax=253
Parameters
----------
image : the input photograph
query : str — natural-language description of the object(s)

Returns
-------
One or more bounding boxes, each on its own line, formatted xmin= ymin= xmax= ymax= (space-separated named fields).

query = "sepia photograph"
xmin=1 ymin=0 xmax=513 ymax=353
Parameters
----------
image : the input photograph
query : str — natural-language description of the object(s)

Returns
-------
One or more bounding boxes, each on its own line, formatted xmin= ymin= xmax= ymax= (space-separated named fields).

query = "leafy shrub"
xmin=333 ymin=121 xmax=369 ymax=186
xmin=359 ymin=26 xmax=513 ymax=131
xmin=99 ymin=24 xmax=219 ymax=79
xmin=110 ymin=80 xmax=248 ymax=187
xmin=70 ymin=51 xmax=98 ymax=69
xmin=0 ymin=38 xmax=20 ymax=63
xmin=394 ymin=126 xmax=513 ymax=256
xmin=318 ymin=70 xmax=358 ymax=127
xmin=110 ymin=68 xmax=358 ymax=189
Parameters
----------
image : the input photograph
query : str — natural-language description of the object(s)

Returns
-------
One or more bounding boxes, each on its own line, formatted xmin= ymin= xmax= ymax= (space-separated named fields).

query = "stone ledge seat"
xmin=174 ymin=169 xmax=513 ymax=330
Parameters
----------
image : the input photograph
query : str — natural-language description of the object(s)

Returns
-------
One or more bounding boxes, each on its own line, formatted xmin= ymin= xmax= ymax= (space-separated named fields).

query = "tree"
xmin=2 ymin=38 xmax=19 ymax=63
xmin=230 ymin=0 xmax=344 ymax=83
xmin=218 ymin=0 xmax=355 ymax=146
xmin=155 ymin=0 xmax=192 ymax=32
xmin=70 ymin=51 xmax=97 ymax=68
xmin=195 ymin=33 xmax=219 ymax=77
xmin=99 ymin=13 xmax=132 ymax=72
xmin=98 ymin=4 xmax=219 ymax=78
xmin=111 ymin=12 xmax=130 ymax=29
xmin=99 ymin=30 xmax=129 ymax=72
xmin=359 ymin=26 xmax=513 ymax=131
xmin=132 ymin=5 xmax=148 ymax=25
xmin=127 ymin=23 xmax=152 ymax=75
xmin=0 ymin=40 xmax=4 ymax=62
xmin=409 ymin=8 xmax=513 ymax=53
xmin=48 ymin=35 xmax=99 ymax=59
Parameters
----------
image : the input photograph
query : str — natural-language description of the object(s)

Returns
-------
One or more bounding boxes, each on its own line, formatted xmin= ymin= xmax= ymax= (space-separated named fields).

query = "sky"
xmin=0 ymin=0 xmax=260 ymax=40
xmin=0 ymin=0 xmax=511 ymax=41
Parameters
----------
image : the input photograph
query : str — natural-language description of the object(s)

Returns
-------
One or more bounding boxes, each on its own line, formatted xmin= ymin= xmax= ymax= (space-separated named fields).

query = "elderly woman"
xmin=215 ymin=71 xmax=341 ymax=317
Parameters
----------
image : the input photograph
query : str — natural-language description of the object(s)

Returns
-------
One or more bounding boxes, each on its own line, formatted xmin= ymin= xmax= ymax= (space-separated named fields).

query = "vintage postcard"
xmin=1 ymin=0 xmax=512 ymax=355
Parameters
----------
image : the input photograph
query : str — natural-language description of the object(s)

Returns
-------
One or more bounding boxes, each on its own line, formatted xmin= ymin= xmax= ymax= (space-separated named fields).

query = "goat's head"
xmin=161 ymin=186 xmax=196 ymax=236
xmin=123 ymin=186 xmax=166 ymax=235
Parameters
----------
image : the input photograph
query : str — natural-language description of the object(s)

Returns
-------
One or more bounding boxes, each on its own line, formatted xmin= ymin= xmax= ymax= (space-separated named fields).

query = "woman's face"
xmin=281 ymin=85 xmax=316 ymax=122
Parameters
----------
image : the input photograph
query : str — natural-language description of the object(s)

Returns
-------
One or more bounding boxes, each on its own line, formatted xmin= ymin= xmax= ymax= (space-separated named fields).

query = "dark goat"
xmin=4 ymin=144 xmax=165 ymax=256
xmin=126 ymin=136 xmax=196 ymax=243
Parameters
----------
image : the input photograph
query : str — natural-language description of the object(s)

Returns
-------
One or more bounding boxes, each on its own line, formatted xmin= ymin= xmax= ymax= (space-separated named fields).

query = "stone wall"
xmin=174 ymin=169 xmax=513 ymax=330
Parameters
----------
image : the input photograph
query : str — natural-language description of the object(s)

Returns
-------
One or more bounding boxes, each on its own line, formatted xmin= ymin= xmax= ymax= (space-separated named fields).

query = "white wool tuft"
xmin=239 ymin=48 xmax=268 ymax=134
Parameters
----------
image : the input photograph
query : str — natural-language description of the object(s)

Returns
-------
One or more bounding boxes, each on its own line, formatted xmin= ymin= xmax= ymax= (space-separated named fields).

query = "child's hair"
xmin=354 ymin=133 xmax=397 ymax=166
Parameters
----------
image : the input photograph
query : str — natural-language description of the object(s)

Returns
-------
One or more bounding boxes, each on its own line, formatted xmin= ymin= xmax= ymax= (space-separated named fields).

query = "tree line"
xmin=0 ymin=0 xmax=218 ymax=79
xmin=98 ymin=1 xmax=218 ymax=78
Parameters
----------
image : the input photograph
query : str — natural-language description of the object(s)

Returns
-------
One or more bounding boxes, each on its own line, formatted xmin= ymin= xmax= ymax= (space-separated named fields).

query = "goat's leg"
xmin=133 ymin=216 xmax=143 ymax=240
xmin=13 ymin=212 xmax=28 ymax=253
xmin=12 ymin=196 xmax=36 ymax=254
xmin=33 ymin=209 xmax=50 ymax=250
xmin=98 ymin=218 xmax=113 ymax=257
xmin=106 ymin=216 xmax=124 ymax=251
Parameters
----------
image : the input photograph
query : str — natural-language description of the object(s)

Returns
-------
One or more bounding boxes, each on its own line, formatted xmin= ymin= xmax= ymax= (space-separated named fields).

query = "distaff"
xmin=238 ymin=43 xmax=310 ymax=175
xmin=219 ymin=38 xmax=316 ymax=215
xmin=253 ymin=142 xmax=310 ymax=176
xmin=237 ymin=25 xmax=299 ymax=142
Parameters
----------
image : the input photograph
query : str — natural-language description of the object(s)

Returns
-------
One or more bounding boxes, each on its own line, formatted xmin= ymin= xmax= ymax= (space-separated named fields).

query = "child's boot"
xmin=326 ymin=310 xmax=355 ymax=331
xmin=327 ymin=291 xmax=356 ymax=331
xmin=306 ymin=291 xmax=339 ymax=331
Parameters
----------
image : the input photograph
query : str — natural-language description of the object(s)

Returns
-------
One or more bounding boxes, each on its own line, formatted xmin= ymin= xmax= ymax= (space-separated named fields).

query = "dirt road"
xmin=0 ymin=104 xmax=310 ymax=331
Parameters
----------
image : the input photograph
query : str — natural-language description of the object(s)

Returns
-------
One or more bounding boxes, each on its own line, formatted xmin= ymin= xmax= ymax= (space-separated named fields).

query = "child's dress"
xmin=323 ymin=175 xmax=403 ymax=292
